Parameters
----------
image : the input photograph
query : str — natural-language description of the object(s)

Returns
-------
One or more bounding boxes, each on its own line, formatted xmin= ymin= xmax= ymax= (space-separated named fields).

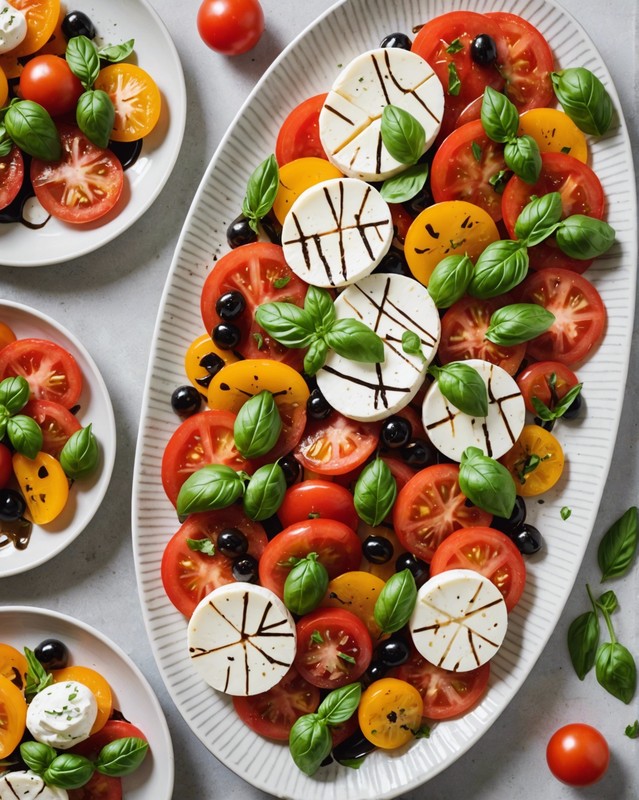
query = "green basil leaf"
xmin=0 ymin=125 xmax=12 ymax=157
xmin=20 ymin=741 xmax=57 ymax=774
xmin=233 ymin=391 xmax=282 ymax=459
xmin=532 ymin=382 xmax=583 ymax=422
xmin=429 ymin=362 xmax=488 ymax=417
xmin=447 ymin=62 xmax=461 ymax=96
xmin=555 ymin=215 xmax=615 ymax=260
xmin=0 ymin=410 xmax=7 ymax=440
xmin=98 ymin=39 xmax=135 ymax=63
xmin=485 ymin=303 xmax=555 ymax=346
xmin=560 ymin=506 xmax=572 ymax=521
xmin=66 ymin=35 xmax=101 ymax=89
xmin=595 ymin=641 xmax=636 ymax=704
xmin=374 ymin=569 xmax=417 ymax=634
xmin=597 ymin=589 xmax=618 ymax=615
xmin=380 ymin=162 xmax=429 ymax=203
xmin=60 ymin=424 xmax=100 ymax=479
xmin=76 ymin=89 xmax=115 ymax=149
xmin=0 ymin=375 xmax=30 ymax=414
xmin=551 ymin=68 xmax=614 ymax=136
xmin=243 ymin=462 xmax=286 ymax=521
xmin=488 ymin=168 xmax=512 ymax=194
xmin=255 ymin=302 xmax=316 ymax=348
xmin=480 ymin=86 xmax=519 ymax=143
xmin=7 ymin=415 xmax=43 ymax=459
xmin=597 ymin=507 xmax=638 ymax=581
xmin=289 ymin=714 xmax=331 ymax=776
xmin=4 ymin=100 xmax=61 ymax=161
xmin=303 ymin=338 xmax=328 ymax=376
xmin=380 ymin=104 xmax=425 ymax=166
xmin=427 ymin=253 xmax=474 ymax=308
xmin=459 ymin=447 xmax=516 ymax=518
xmin=317 ymin=682 xmax=362 ymax=726
xmin=325 ymin=319 xmax=384 ymax=363
xmin=354 ymin=458 xmax=397 ymax=527
xmin=186 ymin=537 xmax=215 ymax=555
xmin=625 ymin=721 xmax=639 ymax=739
xmin=304 ymin=286 xmax=336 ymax=332
xmin=241 ymin=154 xmax=279 ymax=233
xmin=468 ymin=239 xmax=529 ymax=299
xmin=401 ymin=330 xmax=425 ymax=362
xmin=43 ymin=753 xmax=95 ymax=790
xmin=514 ymin=192 xmax=563 ymax=247
xmin=24 ymin=647 xmax=53 ymax=700
xmin=284 ymin=553 xmax=330 ymax=615
xmin=176 ymin=465 xmax=245 ymax=516
xmin=338 ymin=756 xmax=367 ymax=769
xmin=504 ymin=134 xmax=542 ymax=184
xmin=96 ymin=737 xmax=149 ymax=777
xmin=567 ymin=610 xmax=599 ymax=680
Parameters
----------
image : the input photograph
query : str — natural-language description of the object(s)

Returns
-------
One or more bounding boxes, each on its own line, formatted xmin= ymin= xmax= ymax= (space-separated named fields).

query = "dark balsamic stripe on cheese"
xmin=322 ymin=365 xmax=412 ymax=399
xmin=324 ymin=104 xmax=355 ymax=125
xmin=425 ymin=404 xmax=456 ymax=434
xmin=352 ymin=282 xmax=438 ymax=346
xmin=380 ymin=49 xmax=441 ymax=125
xmin=370 ymin=53 xmax=392 ymax=105
xmin=324 ymin=181 xmax=348 ymax=281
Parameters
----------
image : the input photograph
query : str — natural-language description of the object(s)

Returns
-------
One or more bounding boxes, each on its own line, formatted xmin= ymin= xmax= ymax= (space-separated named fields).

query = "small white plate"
xmin=0 ymin=0 xmax=186 ymax=267
xmin=0 ymin=605 xmax=174 ymax=800
xmin=0 ymin=300 xmax=116 ymax=576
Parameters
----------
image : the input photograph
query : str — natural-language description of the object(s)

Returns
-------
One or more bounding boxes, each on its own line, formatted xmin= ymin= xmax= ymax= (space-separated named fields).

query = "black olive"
xmin=307 ymin=388 xmax=332 ymax=420
xmin=509 ymin=523 xmax=543 ymax=556
xmin=171 ymin=385 xmax=202 ymax=418
xmin=227 ymin=214 xmax=257 ymax=249
xmin=280 ymin=454 xmax=301 ymax=487
xmin=62 ymin=10 xmax=96 ymax=40
xmin=362 ymin=535 xmax=394 ymax=565
xmin=261 ymin=515 xmax=284 ymax=539
xmin=333 ymin=729 xmax=376 ymax=762
xmin=395 ymin=552 xmax=429 ymax=586
xmin=400 ymin=438 xmax=436 ymax=467
xmin=562 ymin=392 xmax=583 ymax=420
xmin=490 ymin=496 xmax=527 ymax=536
xmin=534 ymin=416 xmax=556 ymax=432
xmin=403 ymin=184 xmax=434 ymax=217
xmin=232 ymin=555 xmax=259 ymax=582
xmin=34 ymin=639 xmax=69 ymax=670
xmin=260 ymin=217 xmax=281 ymax=246
xmin=372 ymin=250 xmax=410 ymax=277
xmin=377 ymin=637 xmax=410 ymax=667
xmin=365 ymin=660 xmax=388 ymax=683
xmin=380 ymin=415 xmax=412 ymax=449
xmin=217 ymin=528 xmax=249 ymax=557
xmin=216 ymin=291 xmax=246 ymax=322
xmin=470 ymin=34 xmax=498 ymax=66
xmin=212 ymin=323 xmax=242 ymax=350
xmin=0 ymin=489 xmax=26 ymax=522
xmin=380 ymin=32 xmax=412 ymax=50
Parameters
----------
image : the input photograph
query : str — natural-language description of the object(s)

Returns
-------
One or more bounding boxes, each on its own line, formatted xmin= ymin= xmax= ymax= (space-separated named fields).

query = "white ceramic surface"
xmin=0 ymin=300 xmax=116 ymax=576
xmin=0 ymin=605 xmax=174 ymax=799
xmin=0 ymin=0 xmax=186 ymax=268
xmin=132 ymin=1 xmax=637 ymax=798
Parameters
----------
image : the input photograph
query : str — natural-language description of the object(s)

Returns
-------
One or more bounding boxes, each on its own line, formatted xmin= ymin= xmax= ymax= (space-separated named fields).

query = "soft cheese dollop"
xmin=0 ymin=770 xmax=69 ymax=799
xmin=0 ymin=1 xmax=27 ymax=55
xmin=26 ymin=681 xmax=98 ymax=750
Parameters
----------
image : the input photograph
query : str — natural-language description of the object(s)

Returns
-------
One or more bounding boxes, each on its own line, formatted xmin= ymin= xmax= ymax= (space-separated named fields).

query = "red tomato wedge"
xmin=278 ymin=480 xmax=359 ymax=530
xmin=0 ymin=338 xmax=82 ymax=408
xmin=294 ymin=411 xmax=380 ymax=476
xmin=24 ymin=398 xmax=81 ymax=457
xmin=68 ymin=773 xmax=122 ymax=800
xmin=0 ymin=147 xmax=24 ymax=211
xmin=275 ymin=94 xmax=328 ymax=165
xmin=516 ymin=361 xmax=580 ymax=415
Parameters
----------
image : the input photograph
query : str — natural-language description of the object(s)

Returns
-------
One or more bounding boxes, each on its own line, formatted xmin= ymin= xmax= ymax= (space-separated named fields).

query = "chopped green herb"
xmin=308 ymin=511 xmax=320 ymax=519
xmin=625 ymin=720 xmax=639 ymax=738
xmin=337 ymin=652 xmax=356 ymax=664
xmin=273 ymin=276 xmax=291 ymax=289
xmin=310 ymin=630 xmax=324 ymax=645
xmin=561 ymin=506 xmax=572 ymax=521
xmin=447 ymin=62 xmax=461 ymax=96
xmin=186 ymin=538 xmax=216 ymax=556
xmin=445 ymin=38 xmax=463 ymax=54
xmin=488 ymin=169 xmax=512 ymax=194
xmin=252 ymin=332 xmax=265 ymax=350
xmin=561 ymin=146 xmax=572 ymax=154
xmin=471 ymin=140 xmax=482 ymax=162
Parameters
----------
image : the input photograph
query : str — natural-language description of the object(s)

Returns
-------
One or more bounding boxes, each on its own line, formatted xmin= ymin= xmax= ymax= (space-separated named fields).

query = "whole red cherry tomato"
xmin=19 ymin=56 xmax=83 ymax=117
xmin=546 ymin=723 xmax=609 ymax=786
xmin=197 ymin=0 xmax=265 ymax=56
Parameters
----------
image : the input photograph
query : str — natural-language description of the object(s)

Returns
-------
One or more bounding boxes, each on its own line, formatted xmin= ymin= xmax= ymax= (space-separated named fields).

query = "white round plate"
xmin=132 ymin=1 xmax=637 ymax=799
xmin=0 ymin=605 xmax=174 ymax=799
xmin=0 ymin=0 xmax=186 ymax=268
xmin=0 ymin=300 xmax=116 ymax=576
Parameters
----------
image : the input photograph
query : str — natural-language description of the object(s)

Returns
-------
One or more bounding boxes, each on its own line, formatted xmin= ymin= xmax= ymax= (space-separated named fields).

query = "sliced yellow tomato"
xmin=0 ymin=673 xmax=27 ymax=758
xmin=0 ymin=66 xmax=7 ymax=108
xmin=404 ymin=200 xmax=500 ymax=286
xmin=322 ymin=571 xmax=386 ymax=640
xmin=358 ymin=677 xmax=423 ymax=749
xmin=272 ymin=157 xmax=342 ymax=224
xmin=12 ymin=451 xmax=69 ymax=525
xmin=500 ymin=424 xmax=565 ymax=496
xmin=0 ymin=644 xmax=28 ymax=692
xmin=207 ymin=358 xmax=309 ymax=413
xmin=37 ymin=2 xmax=66 ymax=55
xmin=95 ymin=63 xmax=161 ymax=142
xmin=519 ymin=108 xmax=588 ymax=164
xmin=52 ymin=666 xmax=112 ymax=734
xmin=184 ymin=333 xmax=238 ymax=400
xmin=9 ymin=0 xmax=60 ymax=58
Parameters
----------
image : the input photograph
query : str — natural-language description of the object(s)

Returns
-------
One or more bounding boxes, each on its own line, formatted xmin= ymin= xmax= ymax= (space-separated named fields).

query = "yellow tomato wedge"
xmin=322 ymin=571 xmax=387 ymax=640
xmin=95 ymin=63 xmax=161 ymax=142
xmin=52 ymin=666 xmax=112 ymax=734
xmin=0 ymin=673 xmax=27 ymax=758
xmin=519 ymin=108 xmax=588 ymax=164
xmin=500 ymin=424 xmax=565 ymax=496
xmin=8 ymin=0 xmax=60 ymax=58
xmin=0 ymin=66 xmax=7 ymax=108
xmin=272 ymin=157 xmax=342 ymax=224
xmin=0 ymin=644 xmax=28 ymax=692
xmin=207 ymin=358 xmax=309 ymax=414
xmin=184 ymin=334 xmax=238 ymax=400
xmin=12 ymin=451 xmax=69 ymax=525
xmin=358 ymin=678 xmax=423 ymax=749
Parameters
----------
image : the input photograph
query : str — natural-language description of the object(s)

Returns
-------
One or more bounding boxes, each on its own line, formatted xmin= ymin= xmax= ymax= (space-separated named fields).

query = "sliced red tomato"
xmin=294 ymin=608 xmax=372 ymax=689
xmin=0 ymin=338 xmax=82 ymax=407
xmin=431 ymin=120 xmax=508 ymax=221
xmin=200 ymin=243 xmax=308 ymax=367
xmin=516 ymin=361 xmax=580 ymax=415
xmin=233 ymin=667 xmax=320 ymax=740
xmin=161 ymin=410 xmax=250 ymax=506
xmin=23 ymin=399 xmax=81 ymax=457
xmin=393 ymin=464 xmax=493 ymax=563
xmin=275 ymin=94 xmax=328 ymax=165
xmin=429 ymin=526 xmax=526 ymax=611
xmin=294 ymin=411 xmax=380 ymax=476
xmin=68 ymin=773 xmax=122 ymax=800
xmin=394 ymin=649 xmax=490 ymax=720
xmin=161 ymin=508 xmax=268 ymax=617
xmin=502 ymin=152 xmax=605 ymax=273
xmin=258 ymin=518 xmax=361 ymax=598
xmin=438 ymin=295 xmax=527 ymax=375
xmin=517 ymin=268 xmax=606 ymax=365
xmin=0 ymin=146 xmax=24 ymax=211
xmin=30 ymin=125 xmax=124 ymax=224
xmin=278 ymin=480 xmax=358 ymax=530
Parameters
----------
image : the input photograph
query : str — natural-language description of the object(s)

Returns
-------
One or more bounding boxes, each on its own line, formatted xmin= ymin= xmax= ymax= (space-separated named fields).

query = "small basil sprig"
xmin=428 ymin=362 xmax=488 ymax=417
xmin=233 ymin=391 xmax=282 ymax=459
xmin=242 ymin=154 xmax=279 ymax=234
xmin=459 ymin=446 xmax=516 ymax=518
xmin=428 ymin=253 xmax=474 ymax=308
xmin=567 ymin=585 xmax=600 ymax=680
xmin=176 ymin=465 xmax=246 ymax=516
xmin=283 ymin=552 xmax=329 ymax=615
xmin=595 ymin=611 xmax=636 ymax=704
xmin=4 ymin=100 xmax=61 ymax=161
xmin=20 ymin=741 xmax=57 ymax=774
xmin=485 ymin=303 xmax=555 ymax=346
xmin=551 ymin=67 xmax=614 ymax=136
xmin=597 ymin=506 xmax=638 ymax=581
xmin=95 ymin=737 xmax=149 ymax=777
xmin=43 ymin=753 xmax=95 ymax=790
xmin=253 ymin=302 xmax=316 ymax=348
xmin=555 ymin=215 xmax=615 ymax=260
xmin=380 ymin=104 xmax=425 ymax=165
xmin=60 ymin=424 xmax=100 ymax=479
xmin=24 ymin=647 xmax=53 ymax=700
xmin=66 ymin=35 xmax=101 ymax=89
xmin=514 ymin=192 xmax=563 ymax=247
xmin=76 ymin=89 xmax=115 ymax=149
xmin=7 ymin=415 xmax=43 ymax=459
xmin=468 ymin=239 xmax=529 ymax=299
xmin=481 ymin=87 xmax=541 ymax=184
xmin=401 ymin=330 xmax=426 ymax=362
xmin=0 ymin=375 xmax=29 ymax=414
xmin=531 ymin=382 xmax=583 ymax=422
xmin=373 ymin=568 xmax=417 ymax=634
xmin=626 ymin=721 xmax=639 ymax=739
xmin=98 ymin=39 xmax=135 ymax=63
xmin=353 ymin=458 xmax=397 ymax=527
xmin=243 ymin=462 xmax=286 ymax=521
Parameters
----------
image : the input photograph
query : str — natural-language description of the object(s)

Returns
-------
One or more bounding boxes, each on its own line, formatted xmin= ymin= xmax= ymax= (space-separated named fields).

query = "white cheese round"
xmin=187 ymin=583 xmax=297 ymax=696
xmin=410 ymin=569 xmax=508 ymax=672
xmin=422 ymin=358 xmax=525 ymax=461
xmin=280 ymin=177 xmax=393 ymax=288
xmin=26 ymin=680 xmax=98 ymax=750
xmin=316 ymin=273 xmax=439 ymax=420
xmin=319 ymin=47 xmax=444 ymax=181
xmin=0 ymin=1 xmax=27 ymax=55
xmin=0 ymin=772 xmax=68 ymax=800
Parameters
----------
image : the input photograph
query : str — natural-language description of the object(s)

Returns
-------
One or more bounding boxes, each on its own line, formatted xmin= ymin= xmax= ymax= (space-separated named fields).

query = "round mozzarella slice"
xmin=319 ymin=48 xmax=444 ymax=181
xmin=316 ymin=273 xmax=439 ymax=420
xmin=187 ymin=583 xmax=296 ymax=696
xmin=0 ymin=1 xmax=27 ymax=55
xmin=410 ymin=569 xmax=508 ymax=672
xmin=0 ymin=771 xmax=68 ymax=800
xmin=422 ymin=359 xmax=525 ymax=461
xmin=281 ymin=177 xmax=393 ymax=288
